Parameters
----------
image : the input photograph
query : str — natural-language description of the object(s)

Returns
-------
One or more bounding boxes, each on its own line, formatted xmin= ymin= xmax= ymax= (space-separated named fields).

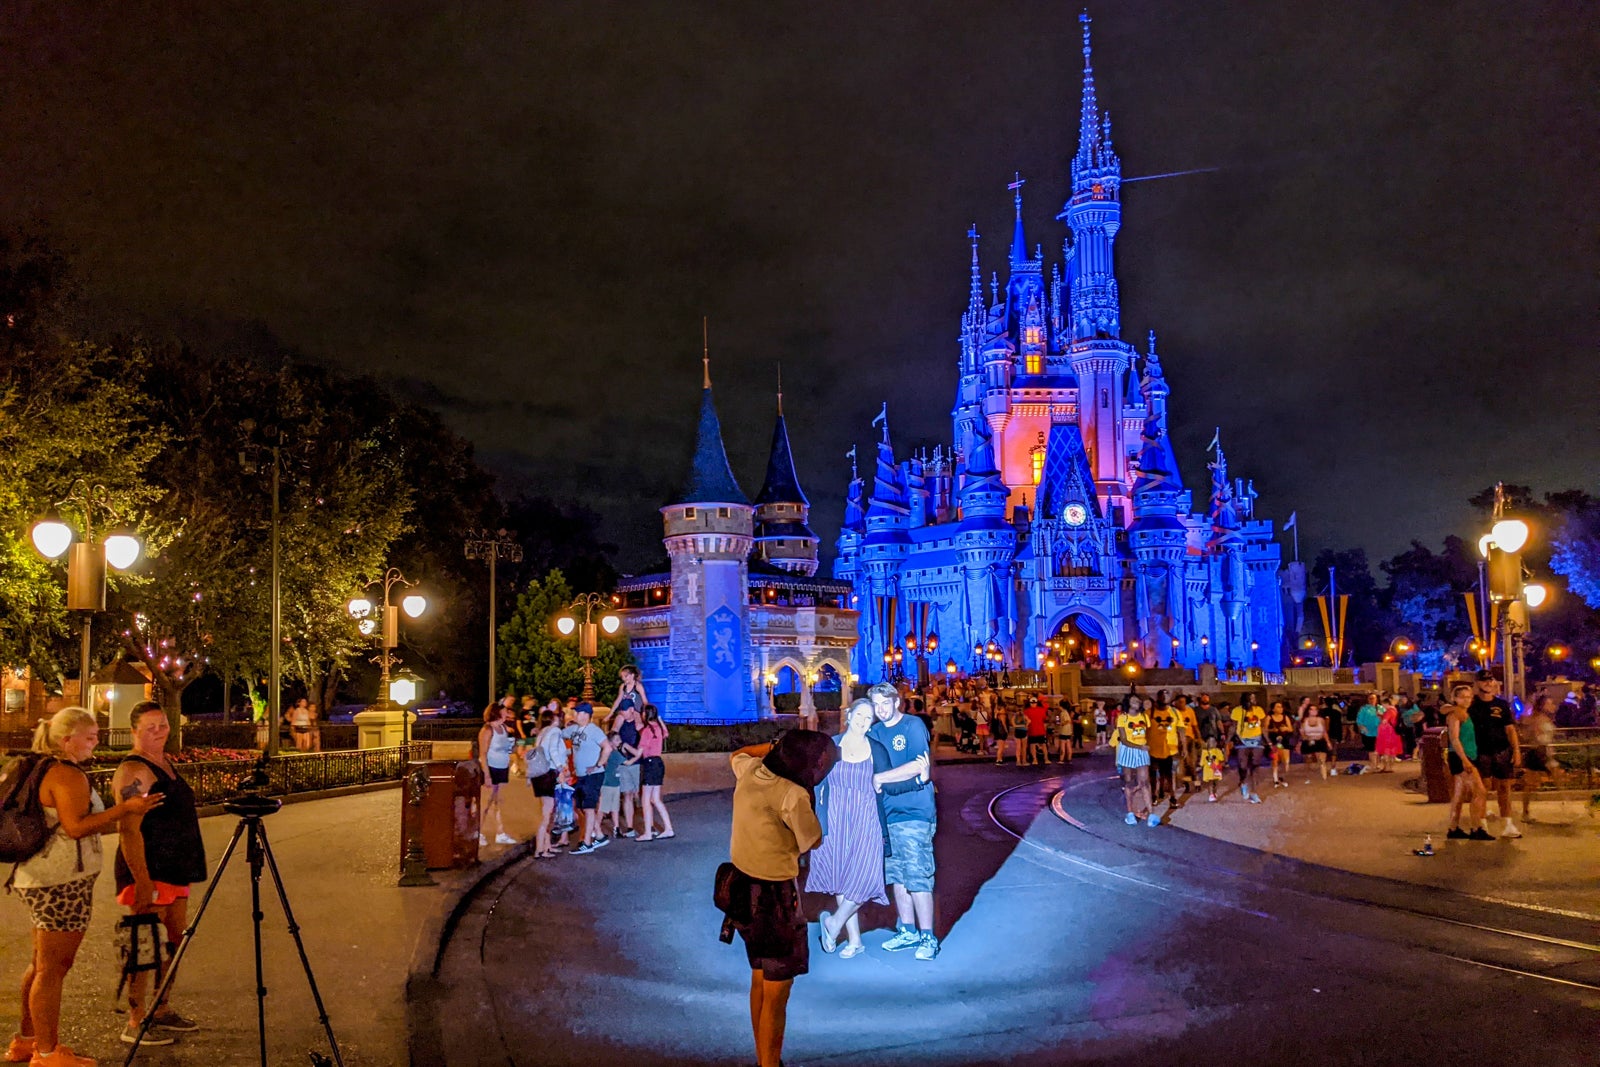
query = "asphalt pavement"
xmin=419 ymin=756 xmax=1600 ymax=1067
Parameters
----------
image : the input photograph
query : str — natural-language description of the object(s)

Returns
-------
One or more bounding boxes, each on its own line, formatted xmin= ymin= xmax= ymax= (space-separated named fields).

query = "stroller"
xmin=952 ymin=707 xmax=980 ymax=754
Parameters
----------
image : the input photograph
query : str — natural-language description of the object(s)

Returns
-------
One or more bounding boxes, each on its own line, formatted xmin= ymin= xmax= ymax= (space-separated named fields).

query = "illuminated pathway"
xmin=417 ymin=761 xmax=1599 ymax=1066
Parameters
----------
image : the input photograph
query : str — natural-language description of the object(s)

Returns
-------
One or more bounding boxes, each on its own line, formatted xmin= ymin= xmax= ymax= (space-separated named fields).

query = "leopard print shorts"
xmin=16 ymin=875 xmax=97 ymax=932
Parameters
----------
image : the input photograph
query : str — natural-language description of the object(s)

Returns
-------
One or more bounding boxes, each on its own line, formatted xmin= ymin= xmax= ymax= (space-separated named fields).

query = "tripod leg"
xmin=249 ymin=821 xmax=269 ymax=1067
xmin=121 ymin=819 xmax=250 ymax=1067
xmin=257 ymin=822 xmax=346 ymax=1066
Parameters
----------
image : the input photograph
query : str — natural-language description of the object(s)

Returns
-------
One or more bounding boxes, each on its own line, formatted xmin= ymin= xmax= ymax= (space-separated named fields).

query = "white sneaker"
xmin=1502 ymin=821 xmax=1522 ymax=839
xmin=478 ymin=834 xmax=489 ymax=846
xmin=495 ymin=833 xmax=518 ymax=845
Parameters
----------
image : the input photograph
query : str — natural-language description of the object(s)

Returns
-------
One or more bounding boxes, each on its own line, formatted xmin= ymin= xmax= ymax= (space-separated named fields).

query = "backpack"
xmin=0 ymin=753 xmax=57 ymax=864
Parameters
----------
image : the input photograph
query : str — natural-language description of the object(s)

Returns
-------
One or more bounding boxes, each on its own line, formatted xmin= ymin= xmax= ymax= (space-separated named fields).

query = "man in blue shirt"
xmin=866 ymin=683 xmax=938 ymax=961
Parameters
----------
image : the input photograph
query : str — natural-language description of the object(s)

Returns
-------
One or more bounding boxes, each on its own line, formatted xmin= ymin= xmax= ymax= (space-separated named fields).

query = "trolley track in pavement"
xmin=982 ymin=770 xmax=1600 ymax=996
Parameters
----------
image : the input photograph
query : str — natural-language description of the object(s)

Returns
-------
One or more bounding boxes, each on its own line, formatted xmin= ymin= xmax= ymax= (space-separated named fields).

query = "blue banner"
xmin=702 ymin=561 xmax=745 ymax=717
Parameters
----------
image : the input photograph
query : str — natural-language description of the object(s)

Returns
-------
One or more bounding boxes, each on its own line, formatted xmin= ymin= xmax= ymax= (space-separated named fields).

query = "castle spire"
xmin=1008 ymin=173 xmax=1028 ymax=265
xmin=755 ymin=371 xmax=808 ymax=509
xmin=965 ymin=224 xmax=983 ymax=324
xmin=1077 ymin=12 xmax=1099 ymax=176
xmin=672 ymin=342 xmax=748 ymax=506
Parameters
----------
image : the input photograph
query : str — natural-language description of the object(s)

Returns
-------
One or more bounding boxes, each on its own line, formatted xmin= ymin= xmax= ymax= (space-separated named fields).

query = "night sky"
xmin=2 ymin=1 xmax=1593 ymax=573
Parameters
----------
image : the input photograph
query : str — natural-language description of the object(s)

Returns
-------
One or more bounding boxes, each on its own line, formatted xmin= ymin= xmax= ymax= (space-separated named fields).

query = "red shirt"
xmin=1024 ymin=704 xmax=1048 ymax=737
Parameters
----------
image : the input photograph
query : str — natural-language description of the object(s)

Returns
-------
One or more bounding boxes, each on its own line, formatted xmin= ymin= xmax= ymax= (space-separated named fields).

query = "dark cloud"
xmin=1 ymin=0 xmax=1593 ymax=572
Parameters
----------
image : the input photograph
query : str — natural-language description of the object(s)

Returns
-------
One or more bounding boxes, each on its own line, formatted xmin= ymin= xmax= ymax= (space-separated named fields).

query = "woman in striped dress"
xmin=808 ymin=700 xmax=890 ymax=959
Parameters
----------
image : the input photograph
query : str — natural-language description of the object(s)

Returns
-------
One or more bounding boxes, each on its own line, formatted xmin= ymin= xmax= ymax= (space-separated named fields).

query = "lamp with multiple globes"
xmin=552 ymin=592 xmax=620 ymax=701
xmin=347 ymin=568 xmax=429 ymax=727
xmin=1476 ymin=484 xmax=1548 ymax=700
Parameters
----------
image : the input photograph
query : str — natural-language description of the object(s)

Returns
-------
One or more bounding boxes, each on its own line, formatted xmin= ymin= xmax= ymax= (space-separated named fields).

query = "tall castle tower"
xmin=661 ymin=358 xmax=755 ymax=719
xmin=752 ymin=377 xmax=820 ymax=576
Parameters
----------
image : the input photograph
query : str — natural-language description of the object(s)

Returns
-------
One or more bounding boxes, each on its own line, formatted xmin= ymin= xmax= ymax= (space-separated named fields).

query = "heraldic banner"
xmin=701 ymin=560 xmax=745 ymax=717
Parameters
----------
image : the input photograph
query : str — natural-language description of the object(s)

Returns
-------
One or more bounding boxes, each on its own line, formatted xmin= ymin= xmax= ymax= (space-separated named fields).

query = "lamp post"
xmin=238 ymin=422 xmax=284 ymax=755
xmin=31 ymin=482 xmax=142 ymax=708
xmin=348 ymin=569 xmax=428 ymax=744
xmin=463 ymin=528 xmax=522 ymax=704
xmin=554 ymin=593 xmax=620 ymax=702
xmin=1477 ymin=483 xmax=1547 ymax=703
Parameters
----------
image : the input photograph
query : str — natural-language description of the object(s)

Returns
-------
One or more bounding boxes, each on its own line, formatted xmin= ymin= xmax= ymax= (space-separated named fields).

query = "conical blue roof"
xmin=672 ymin=387 xmax=748 ymax=506
xmin=754 ymin=412 xmax=808 ymax=507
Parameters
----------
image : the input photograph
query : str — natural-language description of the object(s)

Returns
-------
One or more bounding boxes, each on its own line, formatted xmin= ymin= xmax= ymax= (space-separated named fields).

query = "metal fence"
xmin=1547 ymin=735 xmax=1600 ymax=791
xmin=80 ymin=742 xmax=434 ymax=808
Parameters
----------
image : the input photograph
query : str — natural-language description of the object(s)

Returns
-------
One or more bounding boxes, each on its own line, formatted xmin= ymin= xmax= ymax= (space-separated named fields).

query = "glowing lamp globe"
xmin=1477 ymin=534 xmax=1496 ymax=559
xmin=401 ymin=594 xmax=427 ymax=618
xmin=945 ymin=659 xmax=957 ymax=675
xmin=1491 ymin=519 xmax=1530 ymax=554
xmin=389 ymin=677 xmax=417 ymax=705
xmin=600 ymin=614 xmax=621 ymax=635
xmin=31 ymin=520 xmax=73 ymax=560
xmin=555 ymin=615 xmax=576 ymax=636
xmin=347 ymin=597 xmax=374 ymax=620
xmin=103 ymin=534 xmax=142 ymax=571
xmin=1523 ymin=582 xmax=1547 ymax=608
xmin=357 ymin=618 xmax=377 ymax=636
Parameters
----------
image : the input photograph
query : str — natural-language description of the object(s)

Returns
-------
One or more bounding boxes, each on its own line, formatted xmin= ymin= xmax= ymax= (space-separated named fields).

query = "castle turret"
xmin=661 ymin=358 xmax=755 ymax=720
xmin=753 ymin=377 xmax=819 ymax=576
xmin=1059 ymin=11 xmax=1122 ymax=342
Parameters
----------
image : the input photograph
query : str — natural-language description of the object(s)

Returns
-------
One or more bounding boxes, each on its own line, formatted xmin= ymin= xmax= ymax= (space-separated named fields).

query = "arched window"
xmin=1030 ymin=431 xmax=1047 ymax=485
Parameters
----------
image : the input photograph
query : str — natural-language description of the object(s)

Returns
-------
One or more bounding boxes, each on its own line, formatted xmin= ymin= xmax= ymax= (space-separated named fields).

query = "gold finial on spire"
xmin=702 ymin=316 xmax=711 ymax=388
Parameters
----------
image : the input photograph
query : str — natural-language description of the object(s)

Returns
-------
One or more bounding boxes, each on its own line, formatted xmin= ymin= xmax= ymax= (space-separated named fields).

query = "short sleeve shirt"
xmin=569 ymin=723 xmax=607 ymax=775
xmin=868 ymin=714 xmax=936 ymax=824
xmin=1147 ymin=708 xmax=1179 ymax=758
xmin=1468 ymin=697 xmax=1514 ymax=754
xmin=1024 ymin=704 xmax=1048 ymax=737
xmin=1176 ymin=705 xmax=1199 ymax=742
xmin=1231 ymin=706 xmax=1266 ymax=744
xmin=729 ymin=752 xmax=821 ymax=881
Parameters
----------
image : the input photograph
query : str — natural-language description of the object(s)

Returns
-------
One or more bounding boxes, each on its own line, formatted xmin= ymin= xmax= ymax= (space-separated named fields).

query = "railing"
xmin=1546 ymin=737 xmax=1600 ymax=791
xmin=80 ymin=742 xmax=434 ymax=808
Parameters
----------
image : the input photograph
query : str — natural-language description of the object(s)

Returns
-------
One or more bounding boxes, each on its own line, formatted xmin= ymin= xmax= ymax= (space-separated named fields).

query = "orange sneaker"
xmin=29 ymin=1046 xmax=96 ymax=1067
xmin=5 ymin=1034 xmax=34 ymax=1063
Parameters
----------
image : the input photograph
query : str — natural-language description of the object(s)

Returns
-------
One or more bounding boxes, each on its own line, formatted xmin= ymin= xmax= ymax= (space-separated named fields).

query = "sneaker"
xmin=6 ymin=1035 xmax=33 ymax=1062
xmin=1146 ymin=813 xmax=1160 ymax=827
xmin=882 ymin=926 xmax=922 ymax=952
xmin=1248 ymin=792 xmax=1263 ymax=805
xmin=571 ymin=842 xmax=596 ymax=855
xmin=592 ymin=835 xmax=610 ymax=848
xmin=477 ymin=834 xmax=489 ymax=846
xmin=1501 ymin=821 xmax=1522 ymax=839
xmin=494 ymin=833 xmax=518 ymax=846
xmin=1207 ymin=794 xmax=1217 ymax=803
xmin=149 ymin=1008 xmax=199 ymax=1032
xmin=621 ymin=829 xmax=638 ymax=839
xmin=1467 ymin=828 xmax=1496 ymax=841
xmin=1446 ymin=827 xmax=1470 ymax=840
xmin=1124 ymin=812 xmax=1137 ymax=825
xmin=120 ymin=1023 xmax=177 ymax=1046
xmin=26 ymin=1046 xmax=97 ymax=1066
xmin=914 ymin=934 xmax=941 ymax=961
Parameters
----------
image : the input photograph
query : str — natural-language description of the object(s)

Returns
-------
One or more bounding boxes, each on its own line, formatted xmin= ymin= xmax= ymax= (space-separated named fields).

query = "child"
xmin=1201 ymin=734 xmax=1228 ymax=803
xmin=598 ymin=730 xmax=625 ymax=838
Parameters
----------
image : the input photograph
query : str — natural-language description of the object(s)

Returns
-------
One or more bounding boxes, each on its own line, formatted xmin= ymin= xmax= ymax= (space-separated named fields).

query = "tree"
xmin=1381 ymin=536 xmax=1476 ymax=672
xmin=1310 ymin=548 xmax=1391 ymax=664
xmin=497 ymin=570 xmax=632 ymax=706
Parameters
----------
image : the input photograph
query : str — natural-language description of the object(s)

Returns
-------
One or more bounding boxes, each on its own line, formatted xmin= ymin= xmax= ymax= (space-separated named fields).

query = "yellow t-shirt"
xmin=1231 ymin=705 xmax=1266 ymax=742
xmin=1176 ymin=705 xmax=1199 ymax=742
xmin=1201 ymin=746 xmax=1227 ymax=781
xmin=1147 ymin=708 xmax=1180 ymax=758
xmin=1117 ymin=712 xmax=1149 ymax=749
xmin=729 ymin=752 xmax=822 ymax=881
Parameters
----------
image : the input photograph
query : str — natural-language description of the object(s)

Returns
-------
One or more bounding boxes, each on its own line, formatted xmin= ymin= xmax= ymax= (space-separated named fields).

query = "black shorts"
xmin=738 ymin=877 xmax=809 ymax=982
xmin=1523 ymin=749 xmax=1551 ymax=774
xmin=487 ymin=764 xmax=510 ymax=786
xmin=1301 ymin=739 xmax=1330 ymax=756
xmin=1360 ymin=734 xmax=1377 ymax=753
xmin=1151 ymin=755 xmax=1175 ymax=776
xmin=641 ymin=755 xmax=666 ymax=787
xmin=1447 ymin=752 xmax=1469 ymax=777
xmin=1474 ymin=750 xmax=1516 ymax=781
xmin=530 ymin=770 xmax=558 ymax=798
xmin=1027 ymin=735 xmax=1048 ymax=748
xmin=575 ymin=771 xmax=605 ymax=809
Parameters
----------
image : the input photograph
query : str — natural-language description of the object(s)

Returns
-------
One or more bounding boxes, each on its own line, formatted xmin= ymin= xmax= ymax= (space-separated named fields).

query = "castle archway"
xmin=1046 ymin=610 xmax=1110 ymax=669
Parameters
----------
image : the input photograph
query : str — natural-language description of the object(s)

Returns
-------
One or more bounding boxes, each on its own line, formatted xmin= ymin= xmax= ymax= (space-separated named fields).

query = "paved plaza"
xmin=3 ymin=754 xmax=1596 ymax=1066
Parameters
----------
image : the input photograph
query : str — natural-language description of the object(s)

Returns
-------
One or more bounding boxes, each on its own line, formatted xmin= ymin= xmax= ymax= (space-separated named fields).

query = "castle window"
xmin=1025 ymin=353 xmax=1042 ymax=375
xmin=683 ymin=507 xmax=697 ymax=519
xmin=1030 ymin=431 xmax=1047 ymax=485
xmin=718 ymin=507 xmax=731 ymax=518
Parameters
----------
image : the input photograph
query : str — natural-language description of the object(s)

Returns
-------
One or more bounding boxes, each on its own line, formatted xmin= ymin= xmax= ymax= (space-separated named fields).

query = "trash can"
xmin=400 ymin=759 xmax=483 ymax=869
xmin=1417 ymin=727 xmax=1451 ymax=803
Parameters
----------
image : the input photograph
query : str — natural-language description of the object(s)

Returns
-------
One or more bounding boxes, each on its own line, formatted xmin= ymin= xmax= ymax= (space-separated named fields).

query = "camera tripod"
xmin=121 ymin=794 xmax=344 ymax=1067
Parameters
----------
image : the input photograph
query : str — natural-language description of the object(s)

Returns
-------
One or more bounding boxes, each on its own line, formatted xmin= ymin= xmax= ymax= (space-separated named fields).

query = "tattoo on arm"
xmin=120 ymin=783 xmax=144 ymax=801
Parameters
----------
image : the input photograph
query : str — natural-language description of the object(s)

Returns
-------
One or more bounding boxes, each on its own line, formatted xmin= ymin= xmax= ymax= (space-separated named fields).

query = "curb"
xmin=403 ymin=786 xmax=730 ymax=1066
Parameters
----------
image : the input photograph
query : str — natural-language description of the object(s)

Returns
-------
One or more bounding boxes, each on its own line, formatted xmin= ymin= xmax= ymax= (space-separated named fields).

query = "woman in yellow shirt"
xmin=1114 ymin=704 xmax=1156 ymax=827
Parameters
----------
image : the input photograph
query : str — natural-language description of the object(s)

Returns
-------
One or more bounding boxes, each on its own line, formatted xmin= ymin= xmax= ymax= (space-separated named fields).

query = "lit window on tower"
xmin=1026 ymin=353 xmax=1042 ymax=374
xmin=1031 ymin=432 xmax=1047 ymax=485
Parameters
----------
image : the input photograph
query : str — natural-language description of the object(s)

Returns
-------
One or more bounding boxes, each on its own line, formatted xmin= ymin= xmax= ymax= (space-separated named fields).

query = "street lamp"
xmin=1477 ymin=483 xmax=1547 ymax=701
xmin=31 ymin=482 xmax=143 ymax=705
xmin=464 ymin=528 xmax=523 ymax=705
xmin=348 ymin=568 xmax=429 ymax=740
xmin=553 ymin=592 xmax=620 ymax=701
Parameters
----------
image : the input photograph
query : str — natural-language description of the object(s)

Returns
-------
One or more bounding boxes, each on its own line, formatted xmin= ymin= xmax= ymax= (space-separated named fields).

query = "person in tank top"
xmin=1445 ymin=682 xmax=1491 ymax=840
xmin=112 ymin=702 xmax=209 ymax=1043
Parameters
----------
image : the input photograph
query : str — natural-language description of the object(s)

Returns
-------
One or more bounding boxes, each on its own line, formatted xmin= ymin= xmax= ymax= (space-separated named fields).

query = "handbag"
xmin=551 ymin=781 xmax=576 ymax=834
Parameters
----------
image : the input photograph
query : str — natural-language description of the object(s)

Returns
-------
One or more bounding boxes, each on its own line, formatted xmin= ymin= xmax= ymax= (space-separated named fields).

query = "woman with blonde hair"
xmin=477 ymin=703 xmax=519 ymax=847
xmin=8 ymin=707 xmax=162 ymax=1067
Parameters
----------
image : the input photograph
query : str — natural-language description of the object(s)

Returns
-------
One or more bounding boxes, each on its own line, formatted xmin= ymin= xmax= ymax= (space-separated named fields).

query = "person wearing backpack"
xmin=527 ymin=710 xmax=565 ymax=858
xmin=7 ymin=706 xmax=162 ymax=1067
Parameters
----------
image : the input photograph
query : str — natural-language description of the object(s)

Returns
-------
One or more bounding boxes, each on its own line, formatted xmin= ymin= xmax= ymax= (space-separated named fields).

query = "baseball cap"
xmin=1474 ymin=669 xmax=1496 ymax=682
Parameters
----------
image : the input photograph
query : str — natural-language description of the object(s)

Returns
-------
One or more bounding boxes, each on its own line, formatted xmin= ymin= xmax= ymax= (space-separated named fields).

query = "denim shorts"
xmin=884 ymin=820 xmax=936 ymax=893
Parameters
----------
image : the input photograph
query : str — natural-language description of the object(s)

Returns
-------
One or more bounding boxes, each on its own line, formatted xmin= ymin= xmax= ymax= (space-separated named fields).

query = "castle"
xmin=614 ymin=361 xmax=859 ymax=723
xmin=833 ymin=14 xmax=1285 ymax=682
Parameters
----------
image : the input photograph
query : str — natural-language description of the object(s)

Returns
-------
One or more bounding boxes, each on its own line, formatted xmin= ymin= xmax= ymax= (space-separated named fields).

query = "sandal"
xmin=818 ymin=910 xmax=837 ymax=954
xmin=656 ymin=830 xmax=676 ymax=839
xmin=637 ymin=833 xmax=657 ymax=842
xmin=839 ymin=943 xmax=865 ymax=959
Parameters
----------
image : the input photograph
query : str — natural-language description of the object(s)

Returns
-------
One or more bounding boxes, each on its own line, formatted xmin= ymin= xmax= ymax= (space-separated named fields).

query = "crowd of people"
xmin=476 ymin=665 xmax=677 ymax=858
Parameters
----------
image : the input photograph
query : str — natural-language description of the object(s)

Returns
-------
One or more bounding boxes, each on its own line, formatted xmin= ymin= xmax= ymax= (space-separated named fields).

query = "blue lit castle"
xmin=615 ymin=361 xmax=859 ymax=722
xmin=834 ymin=14 xmax=1284 ymax=682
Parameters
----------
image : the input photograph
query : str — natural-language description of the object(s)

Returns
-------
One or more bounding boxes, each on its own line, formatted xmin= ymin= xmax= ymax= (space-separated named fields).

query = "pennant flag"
xmin=1283 ymin=511 xmax=1297 ymax=530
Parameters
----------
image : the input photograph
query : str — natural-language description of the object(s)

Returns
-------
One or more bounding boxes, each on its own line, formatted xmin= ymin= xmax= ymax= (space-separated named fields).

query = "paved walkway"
xmin=1158 ymin=760 xmax=1600 ymax=917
